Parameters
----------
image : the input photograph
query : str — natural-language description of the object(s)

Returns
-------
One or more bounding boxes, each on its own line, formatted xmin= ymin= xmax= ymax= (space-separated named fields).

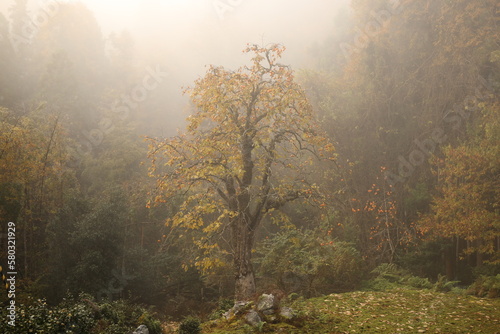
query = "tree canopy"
xmin=147 ymin=44 xmax=335 ymax=300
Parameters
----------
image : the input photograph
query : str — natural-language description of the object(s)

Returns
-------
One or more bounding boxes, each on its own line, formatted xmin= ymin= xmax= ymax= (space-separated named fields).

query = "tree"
xmin=35 ymin=2 xmax=108 ymax=130
xmin=147 ymin=44 xmax=335 ymax=300
xmin=0 ymin=13 xmax=19 ymax=107
xmin=300 ymin=0 xmax=499 ymax=269
xmin=419 ymin=104 xmax=500 ymax=266
xmin=0 ymin=104 xmax=69 ymax=282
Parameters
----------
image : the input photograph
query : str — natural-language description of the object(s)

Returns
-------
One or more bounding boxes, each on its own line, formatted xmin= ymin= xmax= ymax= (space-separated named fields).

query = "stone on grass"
xmin=279 ymin=306 xmax=296 ymax=320
xmin=132 ymin=324 xmax=149 ymax=334
xmin=257 ymin=294 xmax=276 ymax=314
xmin=245 ymin=309 xmax=262 ymax=327
xmin=223 ymin=301 xmax=252 ymax=320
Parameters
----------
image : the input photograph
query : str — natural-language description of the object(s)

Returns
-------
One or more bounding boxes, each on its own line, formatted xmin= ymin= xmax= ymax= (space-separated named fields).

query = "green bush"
xmin=363 ymin=263 xmax=434 ymax=291
xmin=473 ymin=263 xmax=500 ymax=277
xmin=433 ymin=274 xmax=460 ymax=292
xmin=0 ymin=297 xmax=96 ymax=334
xmin=0 ymin=294 xmax=164 ymax=334
xmin=370 ymin=263 xmax=407 ymax=282
xmin=138 ymin=310 xmax=164 ymax=334
xmin=255 ymin=229 xmax=363 ymax=295
xmin=209 ymin=298 xmax=234 ymax=320
xmin=363 ymin=263 xmax=407 ymax=291
xmin=407 ymin=276 xmax=433 ymax=289
xmin=96 ymin=299 xmax=164 ymax=334
xmin=468 ymin=275 xmax=500 ymax=298
xmin=178 ymin=316 xmax=201 ymax=334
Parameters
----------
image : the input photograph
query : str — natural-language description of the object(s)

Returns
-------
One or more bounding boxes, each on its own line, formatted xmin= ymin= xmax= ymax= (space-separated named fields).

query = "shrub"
xmin=370 ymin=263 xmax=407 ymax=282
xmin=255 ymin=229 xmax=363 ymax=295
xmin=209 ymin=298 xmax=234 ymax=320
xmin=138 ymin=310 xmax=164 ymax=334
xmin=433 ymin=274 xmax=460 ymax=292
xmin=468 ymin=275 xmax=500 ymax=298
xmin=407 ymin=276 xmax=433 ymax=289
xmin=364 ymin=263 xmax=434 ymax=291
xmin=0 ymin=294 xmax=164 ymax=334
xmin=0 ymin=297 xmax=96 ymax=334
xmin=178 ymin=316 xmax=201 ymax=334
xmin=96 ymin=299 xmax=164 ymax=334
xmin=473 ymin=263 xmax=500 ymax=277
xmin=363 ymin=263 xmax=407 ymax=291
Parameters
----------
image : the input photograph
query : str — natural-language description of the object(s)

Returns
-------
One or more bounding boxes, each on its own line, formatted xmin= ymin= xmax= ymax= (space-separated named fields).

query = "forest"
xmin=0 ymin=0 xmax=499 ymax=333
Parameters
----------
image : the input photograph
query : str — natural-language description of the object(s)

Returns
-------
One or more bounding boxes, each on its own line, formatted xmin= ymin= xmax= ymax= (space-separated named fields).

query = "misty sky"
xmin=1 ymin=0 xmax=349 ymax=134
xmin=8 ymin=0 xmax=347 ymax=74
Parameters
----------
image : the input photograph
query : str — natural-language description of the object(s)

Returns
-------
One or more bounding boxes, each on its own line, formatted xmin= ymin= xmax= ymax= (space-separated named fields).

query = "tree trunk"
xmin=233 ymin=133 xmax=257 ymax=301
xmin=475 ymin=240 xmax=484 ymax=267
xmin=233 ymin=216 xmax=256 ymax=301
xmin=444 ymin=242 xmax=455 ymax=281
xmin=235 ymin=267 xmax=256 ymax=301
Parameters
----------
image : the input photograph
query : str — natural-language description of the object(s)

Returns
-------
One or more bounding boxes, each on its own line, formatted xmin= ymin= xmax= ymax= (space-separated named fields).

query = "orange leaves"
xmin=320 ymin=241 xmax=335 ymax=247
xmin=348 ymin=166 xmax=416 ymax=255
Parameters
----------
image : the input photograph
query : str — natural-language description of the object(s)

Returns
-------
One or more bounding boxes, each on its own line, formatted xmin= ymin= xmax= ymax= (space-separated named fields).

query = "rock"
xmin=257 ymin=294 xmax=276 ymax=314
xmin=132 ymin=324 xmax=149 ymax=334
xmin=245 ymin=309 xmax=262 ymax=327
xmin=223 ymin=301 xmax=252 ymax=320
xmin=262 ymin=308 xmax=274 ymax=315
xmin=279 ymin=306 xmax=296 ymax=320
xmin=233 ymin=301 xmax=252 ymax=314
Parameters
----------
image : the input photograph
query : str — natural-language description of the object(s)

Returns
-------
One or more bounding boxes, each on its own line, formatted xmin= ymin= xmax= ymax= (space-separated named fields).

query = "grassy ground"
xmin=202 ymin=289 xmax=500 ymax=333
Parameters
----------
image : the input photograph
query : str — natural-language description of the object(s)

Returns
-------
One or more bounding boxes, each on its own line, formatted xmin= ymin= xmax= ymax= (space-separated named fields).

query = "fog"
xmin=1 ymin=1 xmax=499 ymax=328
xmin=82 ymin=0 xmax=344 ymax=68
xmin=1 ymin=0 xmax=347 ymax=134
xmin=87 ymin=0 xmax=348 ymax=119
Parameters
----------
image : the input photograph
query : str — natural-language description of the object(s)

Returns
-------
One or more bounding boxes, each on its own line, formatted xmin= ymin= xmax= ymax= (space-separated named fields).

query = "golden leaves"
xmin=147 ymin=44 xmax=338 ymax=275
xmin=417 ymin=104 xmax=500 ymax=260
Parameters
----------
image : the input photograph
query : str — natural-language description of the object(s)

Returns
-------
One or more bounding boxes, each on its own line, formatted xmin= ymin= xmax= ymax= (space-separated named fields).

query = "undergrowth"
xmin=0 ymin=293 xmax=164 ymax=334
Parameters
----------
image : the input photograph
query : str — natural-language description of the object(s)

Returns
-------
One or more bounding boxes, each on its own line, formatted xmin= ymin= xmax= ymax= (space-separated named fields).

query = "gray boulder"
xmin=233 ymin=301 xmax=251 ymax=314
xmin=223 ymin=301 xmax=252 ymax=320
xmin=279 ymin=306 xmax=296 ymax=320
xmin=245 ymin=309 xmax=262 ymax=327
xmin=132 ymin=324 xmax=149 ymax=334
xmin=257 ymin=294 xmax=276 ymax=314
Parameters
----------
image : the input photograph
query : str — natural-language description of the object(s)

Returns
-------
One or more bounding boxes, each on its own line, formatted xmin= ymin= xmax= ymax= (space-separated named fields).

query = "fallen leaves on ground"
xmin=294 ymin=289 xmax=500 ymax=334
xmin=203 ymin=288 xmax=500 ymax=333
